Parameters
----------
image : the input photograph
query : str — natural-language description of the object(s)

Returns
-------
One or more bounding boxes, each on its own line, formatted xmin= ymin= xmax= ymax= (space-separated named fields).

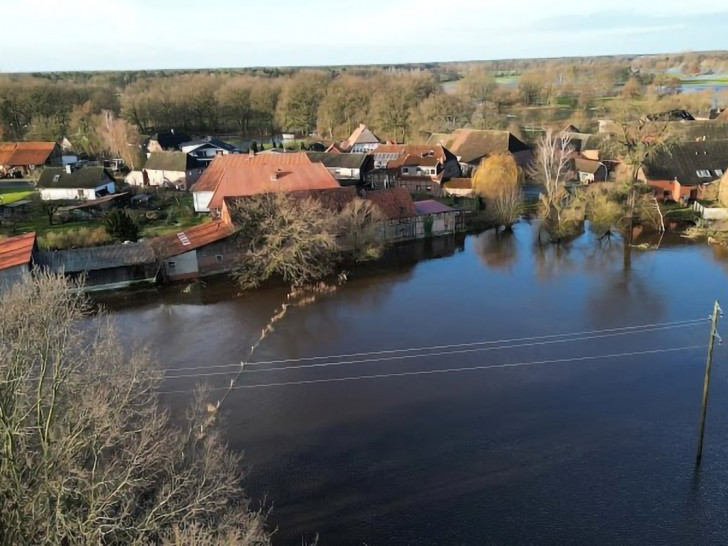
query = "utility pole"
xmin=696 ymin=300 xmax=722 ymax=466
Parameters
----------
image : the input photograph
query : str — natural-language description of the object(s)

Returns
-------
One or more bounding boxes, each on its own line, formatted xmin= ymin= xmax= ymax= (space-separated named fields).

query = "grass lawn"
xmin=0 ymin=190 xmax=35 ymax=205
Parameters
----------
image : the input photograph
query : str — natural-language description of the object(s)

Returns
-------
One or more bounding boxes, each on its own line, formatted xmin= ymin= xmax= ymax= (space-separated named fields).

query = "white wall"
xmin=352 ymin=143 xmax=379 ymax=153
xmin=330 ymin=167 xmax=359 ymax=180
xmin=193 ymin=191 xmax=214 ymax=213
xmin=145 ymin=169 xmax=186 ymax=187
xmin=39 ymin=181 xmax=115 ymax=201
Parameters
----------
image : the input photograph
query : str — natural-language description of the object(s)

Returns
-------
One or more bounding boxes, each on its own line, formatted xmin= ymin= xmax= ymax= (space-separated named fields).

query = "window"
xmin=77 ymin=189 xmax=84 ymax=197
xmin=402 ymin=167 xmax=409 ymax=174
xmin=168 ymin=261 xmax=176 ymax=269
xmin=215 ymin=255 xmax=223 ymax=263
xmin=696 ymin=170 xmax=712 ymax=178
xmin=53 ymin=175 xmax=60 ymax=182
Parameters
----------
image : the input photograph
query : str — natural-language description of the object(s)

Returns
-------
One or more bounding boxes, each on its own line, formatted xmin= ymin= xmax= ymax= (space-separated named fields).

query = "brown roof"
xmin=373 ymin=144 xmax=449 ymax=163
xmin=151 ymin=220 xmax=237 ymax=259
xmin=365 ymin=188 xmax=416 ymax=219
xmin=414 ymin=200 xmax=455 ymax=215
xmin=0 ymin=232 xmax=36 ymax=270
xmin=0 ymin=142 xmax=56 ymax=166
xmin=326 ymin=142 xmax=348 ymax=154
xmin=574 ymin=158 xmax=604 ymax=175
xmin=346 ymin=124 xmax=380 ymax=147
xmin=209 ymin=163 xmax=340 ymax=209
xmin=427 ymin=130 xmax=529 ymax=164
xmin=402 ymin=154 xmax=440 ymax=167
xmin=443 ymin=177 xmax=473 ymax=189
xmin=192 ymin=152 xmax=312 ymax=192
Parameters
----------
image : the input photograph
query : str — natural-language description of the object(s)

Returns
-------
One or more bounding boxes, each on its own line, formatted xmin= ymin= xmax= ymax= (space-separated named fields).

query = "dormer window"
xmin=696 ymin=170 xmax=712 ymax=178
xmin=53 ymin=175 xmax=60 ymax=182
xmin=716 ymin=169 xmax=724 ymax=177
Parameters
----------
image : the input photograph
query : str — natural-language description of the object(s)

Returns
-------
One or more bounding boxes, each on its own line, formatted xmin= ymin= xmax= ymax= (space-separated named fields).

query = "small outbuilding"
xmin=0 ymin=232 xmax=36 ymax=292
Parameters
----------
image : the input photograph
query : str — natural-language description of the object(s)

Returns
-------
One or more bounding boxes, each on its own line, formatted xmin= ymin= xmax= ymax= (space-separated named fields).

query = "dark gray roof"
xmin=38 ymin=167 xmax=114 ymax=189
xmin=143 ymin=152 xmax=203 ymax=172
xmin=208 ymin=138 xmax=239 ymax=152
xmin=149 ymin=129 xmax=192 ymax=150
xmin=306 ymin=152 xmax=369 ymax=169
xmin=644 ymin=140 xmax=728 ymax=186
xmin=35 ymin=242 xmax=156 ymax=273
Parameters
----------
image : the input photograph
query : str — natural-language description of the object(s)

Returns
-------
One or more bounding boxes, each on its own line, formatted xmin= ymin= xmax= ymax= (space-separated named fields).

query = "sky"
xmin=0 ymin=0 xmax=726 ymax=72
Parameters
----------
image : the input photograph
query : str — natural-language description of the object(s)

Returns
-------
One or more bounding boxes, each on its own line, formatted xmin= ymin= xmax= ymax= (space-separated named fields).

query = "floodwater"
xmin=99 ymin=223 xmax=728 ymax=545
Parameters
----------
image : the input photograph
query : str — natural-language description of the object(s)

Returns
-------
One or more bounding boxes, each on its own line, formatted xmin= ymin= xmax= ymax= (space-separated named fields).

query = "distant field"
xmin=441 ymin=75 xmax=519 ymax=94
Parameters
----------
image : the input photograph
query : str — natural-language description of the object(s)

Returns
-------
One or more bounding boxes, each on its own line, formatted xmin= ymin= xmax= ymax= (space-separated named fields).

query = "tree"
xmin=336 ymin=198 xmax=384 ymax=262
xmin=104 ymin=208 xmax=139 ymax=241
xmin=621 ymin=77 xmax=643 ymax=100
xmin=458 ymin=66 xmax=497 ymax=104
xmin=472 ymin=153 xmax=521 ymax=200
xmin=371 ymin=80 xmax=416 ymax=143
xmin=276 ymin=72 xmax=329 ymax=135
xmin=419 ymin=94 xmax=474 ymax=133
xmin=228 ymin=193 xmax=338 ymax=290
xmin=40 ymin=200 xmax=68 ymax=226
xmin=97 ymin=110 xmax=142 ymax=169
xmin=0 ymin=272 xmax=269 ymax=544
xmin=529 ymin=130 xmax=575 ymax=236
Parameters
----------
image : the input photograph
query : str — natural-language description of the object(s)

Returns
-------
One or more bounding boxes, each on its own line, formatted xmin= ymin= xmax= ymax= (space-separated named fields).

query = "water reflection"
xmin=475 ymin=229 xmax=518 ymax=271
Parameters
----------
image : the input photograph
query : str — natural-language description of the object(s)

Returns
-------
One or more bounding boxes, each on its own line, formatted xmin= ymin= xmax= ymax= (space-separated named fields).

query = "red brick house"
xmin=639 ymin=140 xmax=728 ymax=202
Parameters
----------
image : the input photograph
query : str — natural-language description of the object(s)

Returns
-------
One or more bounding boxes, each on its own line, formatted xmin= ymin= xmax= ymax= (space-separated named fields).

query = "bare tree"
xmin=0 ymin=272 xmax=269 ymax=545
xmin=530 ymin=130 xmax=575 ymax=239
xmin=336 ymin=198 xmax=385 ymax=262
xmin=97 ymin=110 xmax=142 ymax=169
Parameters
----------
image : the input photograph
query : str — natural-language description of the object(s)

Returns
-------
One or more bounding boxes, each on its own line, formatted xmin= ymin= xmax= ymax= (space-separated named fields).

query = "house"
xmin=0 ymin=142 xmax=62 ymax=175
xmin=0 ymin=232 xmax=36 ymax=292
xmin=414 ymin=200 xmax=459 ymax=237
xmin=146 ymin=129 xmax=192 ymax=153
xmin=343 ymin=124 xmax=381 ymax=153
xmin=306 ymin=152 xmax=373 ymax=186
xmin=205 ymin=163 xmax=340 ymax=214
xmin=368 ymin=144 xmax=461 ymax=194
xmin=427 ymin=129 xmax=532 ymax=175
xmin=34 ymin=242 xmax=157 ymax=291
xmin=37 ymin=166 xmax=116 ymax=201
xmin=126 ymin=152 xmax=206 ymax=190
xmin=639 ymin=140 xmax=728 ymax=202
xmin=574 ymin=158 xmax=609 ymax=184
xmin=151 ymin=220 xmax=238 ymax=281
xmin=179 ymin=137 xmax=240 ymax=163
xmin=190 ymin=152 xmax=312 ymax=212
xmin=442 ymin=178 xmax=474 ymax=197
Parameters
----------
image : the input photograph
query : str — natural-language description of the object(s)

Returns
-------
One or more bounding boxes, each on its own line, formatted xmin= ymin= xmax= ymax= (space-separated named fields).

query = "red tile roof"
xmin=192 ymin=152 xmax=312 ymax=192
xmin=209 ymin=163 xmax=340 ymax=209
xmin=0 ymin=142 xmax=56 ymax=167
xmin=0 ymin=232 xmax=36 ymax=270
xmin=151 ymin=220 xmax=237 ymax=259
xmin=365 ymin=188 xmax=416 ymax=219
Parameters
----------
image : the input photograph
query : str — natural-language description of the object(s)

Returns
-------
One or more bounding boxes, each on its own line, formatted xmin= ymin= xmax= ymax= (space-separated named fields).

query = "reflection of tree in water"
xmin=476 ymin=228 xmax=518 ymax=271
xmin=586 ymin=267 xmax=665 ymax=328
xmin=582 ymin=234 xmax=624 ymax=275
xmin=532 ymin=240 xmax=578 ymax=281
xmin=710 ymin=244 xmax=728 ymax=275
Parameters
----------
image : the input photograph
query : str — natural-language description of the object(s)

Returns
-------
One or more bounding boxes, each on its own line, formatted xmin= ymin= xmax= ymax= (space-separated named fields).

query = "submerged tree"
xmin=0 ymin=273 xmax=269 ymax=545
xmin=473 ymin=153 xmax=523 ymax=230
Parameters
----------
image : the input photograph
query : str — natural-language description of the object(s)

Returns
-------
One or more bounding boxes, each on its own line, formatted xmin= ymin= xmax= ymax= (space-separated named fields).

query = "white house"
xmin=37 ymin=166 xmax=116 ymax=201
xmin=126 ymin=152 xmax=206 ymax=190
xmin=179 ymin=138 xmax=240 ymax=163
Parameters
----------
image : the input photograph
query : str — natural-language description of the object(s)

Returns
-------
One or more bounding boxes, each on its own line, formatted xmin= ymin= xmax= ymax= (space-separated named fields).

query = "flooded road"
xmin=99 ymin=224 xmax=728 ymax=545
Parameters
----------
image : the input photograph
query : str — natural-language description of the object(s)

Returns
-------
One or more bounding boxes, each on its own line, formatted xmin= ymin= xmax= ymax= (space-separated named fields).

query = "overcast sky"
xmin=0 ymin=0 xmax=726 ymax=72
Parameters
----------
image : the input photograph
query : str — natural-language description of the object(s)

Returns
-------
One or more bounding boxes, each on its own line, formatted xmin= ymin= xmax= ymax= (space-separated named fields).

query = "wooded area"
xmin=2 ymin=51 xmax=727 ymax=154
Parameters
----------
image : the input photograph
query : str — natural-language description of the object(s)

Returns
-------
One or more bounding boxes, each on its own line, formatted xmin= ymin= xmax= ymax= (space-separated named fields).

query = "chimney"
xmin=249 ymin=148 xmax=255 ymax=157
xmin=65 ymin=164 xmax=72 ymax=174
xmin=270 ymin=168 xmax=282 ymax=182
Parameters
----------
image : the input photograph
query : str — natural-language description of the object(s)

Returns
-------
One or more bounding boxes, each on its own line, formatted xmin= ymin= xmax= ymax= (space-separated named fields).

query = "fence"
xmin=693 ymin=202 xmax=728 ymax=221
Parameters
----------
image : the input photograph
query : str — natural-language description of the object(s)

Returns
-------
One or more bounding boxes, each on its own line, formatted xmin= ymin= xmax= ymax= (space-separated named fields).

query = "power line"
xmin=161 ymin=321 xmax=705 ymax=380
xmin=158 ymin=344 xmax=704 ymax=395
xmin=159 ymin=317 xmax=707 ymax=375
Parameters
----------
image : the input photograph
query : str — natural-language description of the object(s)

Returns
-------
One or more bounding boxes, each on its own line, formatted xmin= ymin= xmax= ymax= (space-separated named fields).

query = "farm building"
xmin=37 ymin=167 xmax=116 ymax=201
xmin=0 ymin=232 xmax=36 ymax=292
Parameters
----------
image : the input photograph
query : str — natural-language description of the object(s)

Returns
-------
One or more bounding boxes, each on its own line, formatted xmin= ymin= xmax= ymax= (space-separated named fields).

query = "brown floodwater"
xmin=97 ymin=223 xmax=728 ymax=545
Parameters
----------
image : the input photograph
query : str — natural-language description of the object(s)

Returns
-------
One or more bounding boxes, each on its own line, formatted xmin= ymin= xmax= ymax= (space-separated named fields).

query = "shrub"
xmin=104 ymin=208 xmax=139 ymax=241
xmin=38 ymin=227 xmax=112 ymax=250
